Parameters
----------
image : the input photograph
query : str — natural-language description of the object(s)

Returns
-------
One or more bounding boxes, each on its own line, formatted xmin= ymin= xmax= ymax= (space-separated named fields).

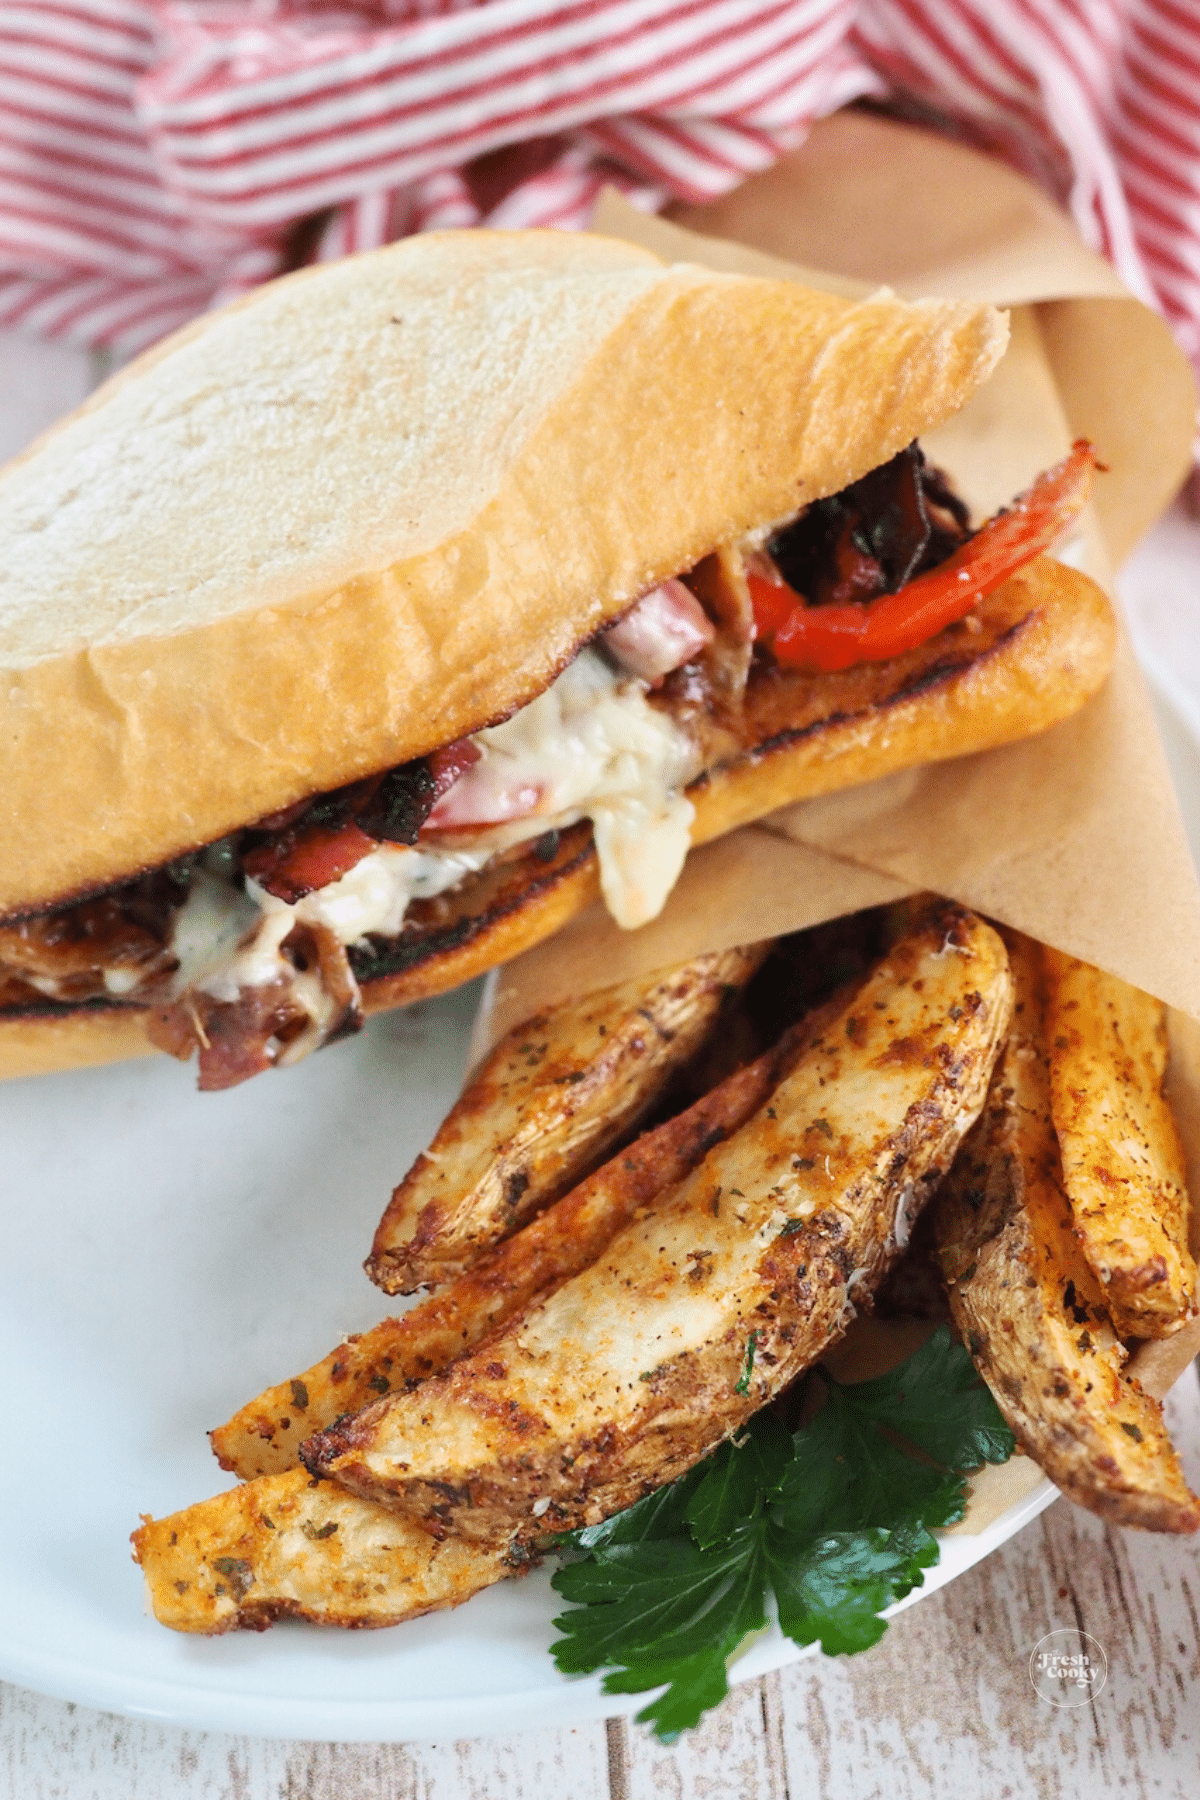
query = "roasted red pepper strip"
xmin=747 ymin=573 xmax=795 ymax=639
xmin=751 ymin=441 xmax=1098 ymax=675
xmin=243 ymin=822 xmax=377 ymax=905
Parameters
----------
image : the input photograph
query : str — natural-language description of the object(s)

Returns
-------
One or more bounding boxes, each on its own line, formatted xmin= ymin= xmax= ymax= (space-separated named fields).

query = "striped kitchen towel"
xmin=1 ymin=0 xmax=1197 ymax=400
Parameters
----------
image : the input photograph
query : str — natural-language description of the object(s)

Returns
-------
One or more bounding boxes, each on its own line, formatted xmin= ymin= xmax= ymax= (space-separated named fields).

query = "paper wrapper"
xmin=476 ymin=114 xmax=1200 ymax=1532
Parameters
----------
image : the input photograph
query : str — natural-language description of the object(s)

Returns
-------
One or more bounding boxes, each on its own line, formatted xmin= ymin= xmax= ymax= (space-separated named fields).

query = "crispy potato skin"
xmin=131 ymin=1470 xmax=520 ymax=1634
xmin=936 ymin=935 xmax=1200 ymax=1534
xmin=305 ymin=906 xmax=1012 ymax=1544
xmin=212 ymin=1020 xmax=805 ymax=1479
xmin=1043 ymin=948 xmax=1197 ymax=1339
xmin=366 ymin=945 xmax=766 ymax=1293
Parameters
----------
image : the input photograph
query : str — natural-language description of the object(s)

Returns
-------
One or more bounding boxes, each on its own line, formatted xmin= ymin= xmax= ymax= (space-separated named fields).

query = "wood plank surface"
xmin=618 ymin=1674 xmax=792 ymax=1799
xmin=764 ymin=1367 xmax=1200 ymax=1800
xmin=2 ymin=1362 xmax=1196 ymax=1799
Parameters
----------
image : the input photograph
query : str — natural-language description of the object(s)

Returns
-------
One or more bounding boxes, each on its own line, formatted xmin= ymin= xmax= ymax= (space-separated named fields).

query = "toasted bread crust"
xmin=0 ymin=1002 xmax=155 ymax=1082
xmin=0 ymin=233 xmax=1008 ymax=916
xmin=688 ymin=553 xmax=1114 ymax=838
xmin=0 ymin=554 xmax=1114 ymax=1082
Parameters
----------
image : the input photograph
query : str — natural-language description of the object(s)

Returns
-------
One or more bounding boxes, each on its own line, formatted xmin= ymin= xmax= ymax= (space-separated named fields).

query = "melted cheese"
xmin=171 ymin=866 xmax=261 ymax=996
xmin=170 ymin=843 xmax=493 ymax=1005
xmin=168 ymin=646 xmax=698 ymax=1027
xmin=428 ymin=648 xmax=699 ymax=927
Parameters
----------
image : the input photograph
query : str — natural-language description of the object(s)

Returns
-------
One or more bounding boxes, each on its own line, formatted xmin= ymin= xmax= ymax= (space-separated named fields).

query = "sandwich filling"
xmin=0 ymin=443 xmax=1091 ymax=1089
xmin=0 ymin=575 xmax=728 ymax=1088
xmin=162 ymin=624 xmax=711 ymax=1080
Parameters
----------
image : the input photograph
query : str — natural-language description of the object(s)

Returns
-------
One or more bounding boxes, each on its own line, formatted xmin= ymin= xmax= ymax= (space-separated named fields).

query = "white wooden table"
xmin=2 ymin=331 xmax=1199 ymax=1800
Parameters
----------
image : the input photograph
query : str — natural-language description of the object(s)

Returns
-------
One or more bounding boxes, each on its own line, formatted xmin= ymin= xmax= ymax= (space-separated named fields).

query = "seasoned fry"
xmin=1043 ymin=947 xmax=1197 ymax=1338
xmin=213 ymin=1020 xmax=809 ymax=1479
xmin=305 ymin=906 xmax=1011 ymax=1544
xmin=936 ymin=935 xmax=1200 ymax=1533
xmin=367 ymin=944 xmax=768 ymax=1293
xmin=132 ymin=1470 xmax=521 ymax=1633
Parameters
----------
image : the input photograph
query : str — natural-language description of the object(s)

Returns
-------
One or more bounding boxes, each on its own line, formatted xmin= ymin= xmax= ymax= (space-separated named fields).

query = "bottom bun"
xmin=0 ymin=555 xmax=1113 ymax=1081
xmin=0 ymin=1003 xmax=156 ymax=1082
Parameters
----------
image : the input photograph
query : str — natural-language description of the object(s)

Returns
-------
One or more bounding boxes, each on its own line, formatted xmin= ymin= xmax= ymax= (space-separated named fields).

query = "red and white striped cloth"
xmin=2 ymin=0 xmax=1198 ymax=402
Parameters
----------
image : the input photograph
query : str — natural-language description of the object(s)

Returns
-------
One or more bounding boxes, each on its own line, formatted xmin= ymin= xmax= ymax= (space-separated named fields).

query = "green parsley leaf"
xmin=549 ymin=1326 xmax=1012 ymax=1740
xmin=835 ymin=1324 xmax=1016 ymax=1471
xmin=772 ymin=1383 xmax=968 ymax=1541
xmin=684 ymin=1410 xmax=793 ymax=1550
xmin=734 ymin=1330 xmax=759 ymax=1396
xmin=766 ymin=1520 xmax=940 ymax=1656
xmin=552 ymin=1526 xmax=768 ymax=1740
xmin=566 ymin=1462 xmax=705 ymax=1554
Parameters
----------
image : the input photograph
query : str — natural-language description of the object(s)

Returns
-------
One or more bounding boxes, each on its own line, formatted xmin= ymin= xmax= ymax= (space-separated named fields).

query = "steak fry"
xmin=213 ymin=1019 xmax=810 ymax=1479
xmin=305 ymin=905 xmax=1011 ymax=1545
xmin=367 ymin=944 xmax=768 ymax=1293
xmin=1043 ymin=947 xmax=1197 ymax=1339
xmin=132 ymin=1470 xmax=520 ymax=1633
xmin=935 ymin=935 xmax=1200 ymax=1533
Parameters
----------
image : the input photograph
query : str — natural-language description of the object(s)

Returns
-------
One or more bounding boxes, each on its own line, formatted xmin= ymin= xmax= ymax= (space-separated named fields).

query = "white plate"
xmin=3 ymin=661 xmax=1195 ymax=1743
xmin=0 ymin=987 xmax=1059 ymax=1744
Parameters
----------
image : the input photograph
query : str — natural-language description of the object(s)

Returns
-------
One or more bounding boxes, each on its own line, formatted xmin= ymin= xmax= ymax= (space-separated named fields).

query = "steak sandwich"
xmin=0 ymin=231 xmax=1114 ymax=1089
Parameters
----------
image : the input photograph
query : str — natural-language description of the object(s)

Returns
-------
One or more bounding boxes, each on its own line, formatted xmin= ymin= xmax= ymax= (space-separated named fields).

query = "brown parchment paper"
xmin=669 ymin=109 xmax=1197 ymax=567
xmin=478 ymin=119 xmax=1200 ymax=1530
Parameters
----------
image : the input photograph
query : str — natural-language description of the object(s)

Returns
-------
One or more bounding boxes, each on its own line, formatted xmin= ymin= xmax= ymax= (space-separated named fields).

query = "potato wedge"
xmin=1043 ymin=947 xmax=1197 ymax=1338
xmin=213 ymin=1018 xmax=808 ymax=1479
xmin=305 ymin=905 xmax=1011 ymax=1545
xmin=936 ymin=934 xmax=1200 ymax=1533
xmin=366 ymin=944 xmax=768 ymax=1293
xmin=132 ymin=1469 xmax=519 ymax=1633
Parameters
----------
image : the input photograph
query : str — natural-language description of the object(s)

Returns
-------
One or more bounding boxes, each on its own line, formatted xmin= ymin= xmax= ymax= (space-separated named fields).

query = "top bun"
xmin=0 ymin=230 xmax=1007 ymax=916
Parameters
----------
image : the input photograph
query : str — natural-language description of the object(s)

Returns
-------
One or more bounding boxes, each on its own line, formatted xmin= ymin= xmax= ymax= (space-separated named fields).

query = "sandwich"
xmin=0 ymin=230 xmax=1115 ymax=1088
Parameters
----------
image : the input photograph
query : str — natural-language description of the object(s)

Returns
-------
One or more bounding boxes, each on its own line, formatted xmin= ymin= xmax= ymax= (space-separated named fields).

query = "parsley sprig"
xmin=550 ymin=1326 xmax=1013 ymax=1740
